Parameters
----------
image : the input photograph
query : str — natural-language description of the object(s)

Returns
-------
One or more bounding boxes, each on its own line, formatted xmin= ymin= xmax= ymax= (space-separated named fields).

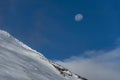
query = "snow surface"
xmin=0 ymin=30 xmax=87 ymax=80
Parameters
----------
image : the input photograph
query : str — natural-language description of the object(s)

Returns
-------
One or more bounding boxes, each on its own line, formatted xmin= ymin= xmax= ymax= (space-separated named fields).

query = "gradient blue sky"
xmin=0 ymin=0 xmax=120 ymax=60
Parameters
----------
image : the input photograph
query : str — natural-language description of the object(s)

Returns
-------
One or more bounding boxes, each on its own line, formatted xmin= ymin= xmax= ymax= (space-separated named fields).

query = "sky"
xmin=0 ymin=0 xmax=120 ymax=79
xmin=0 ymin=0 xmax=120 ymax=60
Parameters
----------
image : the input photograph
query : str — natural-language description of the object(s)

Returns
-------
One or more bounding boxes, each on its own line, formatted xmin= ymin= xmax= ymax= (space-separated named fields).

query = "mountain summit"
xmin=0 ymin=30 xmax=87 ymax=80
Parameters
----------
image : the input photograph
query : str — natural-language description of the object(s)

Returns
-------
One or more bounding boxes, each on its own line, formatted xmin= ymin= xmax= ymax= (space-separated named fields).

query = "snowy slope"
xmin=0 ymin=30 xmax=87 ymax=80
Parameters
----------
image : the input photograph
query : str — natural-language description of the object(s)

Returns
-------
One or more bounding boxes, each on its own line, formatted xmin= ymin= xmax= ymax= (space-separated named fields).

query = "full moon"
xmin=75 ymin=13 xmax=83 ymax=22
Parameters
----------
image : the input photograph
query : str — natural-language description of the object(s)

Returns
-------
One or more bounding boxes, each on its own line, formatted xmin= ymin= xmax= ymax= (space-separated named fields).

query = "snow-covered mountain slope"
xmin=0 ymin=30 xmax=87 ymax=80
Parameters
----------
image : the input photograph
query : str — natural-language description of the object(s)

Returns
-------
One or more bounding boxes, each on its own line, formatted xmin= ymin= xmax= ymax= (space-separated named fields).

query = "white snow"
xmin=0 ymin=30 xmax=86 ymax=80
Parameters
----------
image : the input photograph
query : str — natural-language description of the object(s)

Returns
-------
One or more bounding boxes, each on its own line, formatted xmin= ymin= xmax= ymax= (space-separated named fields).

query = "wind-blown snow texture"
xmin=0 ymin=30 xmax=87 ymax=80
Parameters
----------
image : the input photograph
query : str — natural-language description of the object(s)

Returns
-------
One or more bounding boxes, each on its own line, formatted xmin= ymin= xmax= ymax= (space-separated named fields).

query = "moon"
xmin=75 ymin=13 xmax=83 ymax=22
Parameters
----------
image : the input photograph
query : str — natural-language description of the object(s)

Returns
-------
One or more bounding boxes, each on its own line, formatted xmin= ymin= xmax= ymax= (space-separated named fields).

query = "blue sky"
xmin=0 ymin=0 xmax=120 ymax=60
xmin=1 ymin=0 xmax=120 ymax=80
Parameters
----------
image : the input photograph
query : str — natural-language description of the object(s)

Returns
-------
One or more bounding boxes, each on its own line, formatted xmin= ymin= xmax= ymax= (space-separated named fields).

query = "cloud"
xmin=56 ymin=47 xmax=120 ymax=80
